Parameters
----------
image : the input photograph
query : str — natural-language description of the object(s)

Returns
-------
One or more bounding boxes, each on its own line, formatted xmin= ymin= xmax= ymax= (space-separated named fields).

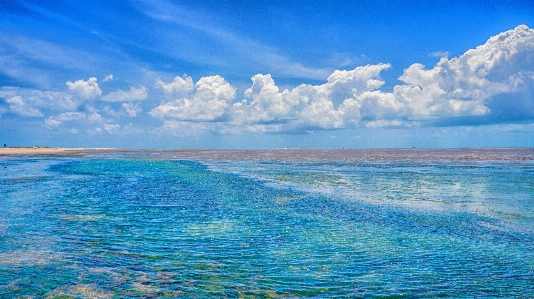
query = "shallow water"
xmin=1 ymin=152 xmax=533 ymax=298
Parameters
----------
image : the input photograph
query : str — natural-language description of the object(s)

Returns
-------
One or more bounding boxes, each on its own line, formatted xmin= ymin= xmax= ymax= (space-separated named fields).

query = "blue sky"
xmin=1 ymin=0 xmax=534 ymax=148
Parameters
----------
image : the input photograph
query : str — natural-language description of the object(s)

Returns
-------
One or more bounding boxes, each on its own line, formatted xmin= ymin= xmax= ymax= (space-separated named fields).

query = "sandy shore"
xmin=0 ymin=148 xmax=114 ymax=156
xmin=1 ymin=147 xmax=533 ymax=162
xmin=0 ymin=148 xmax=72 ymax=155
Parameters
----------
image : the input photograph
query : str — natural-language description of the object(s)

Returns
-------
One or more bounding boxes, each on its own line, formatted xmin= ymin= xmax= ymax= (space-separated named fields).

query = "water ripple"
xmin=1 ymin=157 xmax=533 ymax=297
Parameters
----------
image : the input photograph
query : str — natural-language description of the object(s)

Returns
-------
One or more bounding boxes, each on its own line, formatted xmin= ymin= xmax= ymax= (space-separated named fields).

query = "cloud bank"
xmin=150 ymin=75 xmax=235 ymax=122
xmin=150 ymin=25 xmax=534 ymax=135
xmin=1 ymin=25 xmax=534 ymax=136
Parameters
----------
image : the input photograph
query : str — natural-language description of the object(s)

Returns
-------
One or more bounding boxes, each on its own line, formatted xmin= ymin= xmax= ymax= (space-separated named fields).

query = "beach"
xmin=0 ymin=147 xmax=113 ymax=156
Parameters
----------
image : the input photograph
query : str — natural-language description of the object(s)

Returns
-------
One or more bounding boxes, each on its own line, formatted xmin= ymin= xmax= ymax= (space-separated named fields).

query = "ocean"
xmin=1 ymin=149 xmax=533 ymax=298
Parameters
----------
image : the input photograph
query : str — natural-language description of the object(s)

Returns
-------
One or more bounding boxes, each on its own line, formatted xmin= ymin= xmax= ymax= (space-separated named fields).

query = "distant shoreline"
xmin=1 ymin=147 xmax=534 ymax=163
xmin=0 ymin=148 xmax=116 ymax=156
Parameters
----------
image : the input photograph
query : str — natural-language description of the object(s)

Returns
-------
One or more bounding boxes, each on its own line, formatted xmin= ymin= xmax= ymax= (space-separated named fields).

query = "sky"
xmin=1 ymin=0 xmax=534 ymax=149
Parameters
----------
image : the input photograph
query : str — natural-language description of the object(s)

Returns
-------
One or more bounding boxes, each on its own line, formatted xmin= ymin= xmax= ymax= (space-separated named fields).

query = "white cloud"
xmin=44 ymin=109 xmax=107 ymax=128
xmin=365 ymin=120 xmax=410 ymax=128
xmin=232 ymin=24 xmax=533 ymax=133
xmin=150 ymin=75 xmax=236 ymax=121
xmin=102 ymin=105 xmax=120 ymax=117
xmin=149 ymin=23 xmax=534 ymax=135
xmin=45 ymin=112 xmax=86 ymax=127
xmin=391 ymin=24 xmax=534 ymax=121
xmin=155 ymin=75 xmax=194 ymax=97
xmin=102 ymin=74 xmax=114 ymax=82
xmin=66 ymin=77 xmax=102 ymax=99
xmin=0 ymin=86 xmax=81 ymax=117
xmin=87 ymin=127 xmax=103 ymax=134
xmin=101 ymin=102 xmax=143 ymax=118
xmin=224 ymin=25 xmax=534 ymax=133
xmin=232 ymin=74 xmax=291 ymax=125
xmin=229 ymin=64 xmax=390 ymax=133
xmin=101 ymin=86 xmax=148 ymax=102
xmin=122 ymin=102 xmax=142 ymax=117
xmin=153 ymin=120 xmax=212 ymax=137
xmin=104 ymin=123 xmax=120 ymax=134
xmin=5 ymin=96 xmax=43 ymax=117
xmin=5 ymin=24 xmax=534 ymax=138
xmin=322 ymin=63 xmax=390 ymax=106
xmin=87 ymin=111 xmax=104 ymax=123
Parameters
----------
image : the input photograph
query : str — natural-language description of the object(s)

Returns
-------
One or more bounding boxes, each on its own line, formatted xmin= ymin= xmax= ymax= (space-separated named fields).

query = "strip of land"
xmin=0 ymin=148 xmax=112 ymax=155
xmin=1 ymin=147 xmax=533 ymax=163
xmin=0 ymin=148 xmax=71 ymax=155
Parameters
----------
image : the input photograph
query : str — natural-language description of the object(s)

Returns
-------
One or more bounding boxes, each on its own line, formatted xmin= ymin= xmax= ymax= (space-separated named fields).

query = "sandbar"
xmin=0 ymin=148 xmax=110 ymax=156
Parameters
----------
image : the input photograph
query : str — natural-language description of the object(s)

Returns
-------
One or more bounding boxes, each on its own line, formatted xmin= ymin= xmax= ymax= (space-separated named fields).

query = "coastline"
xmin=1 ymin=147 xmax=533 ymax=162
xmin=0 ymin=147 xmax=115 ymax=156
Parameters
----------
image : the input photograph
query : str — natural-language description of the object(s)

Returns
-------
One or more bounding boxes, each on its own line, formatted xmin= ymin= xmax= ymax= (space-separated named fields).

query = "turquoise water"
xmin=1 ymin=154 xmax=533 ymax=298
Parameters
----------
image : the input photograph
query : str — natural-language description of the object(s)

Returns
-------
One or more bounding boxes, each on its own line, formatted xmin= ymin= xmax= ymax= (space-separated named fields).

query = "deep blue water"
xmin=1 ymin=155 xmax=533 ymax=298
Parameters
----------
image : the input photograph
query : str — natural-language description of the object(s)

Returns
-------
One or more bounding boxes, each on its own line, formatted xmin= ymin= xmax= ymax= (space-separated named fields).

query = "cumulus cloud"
xmin=228 ymin=64 xmax=390 ymax=133
xmin=225 ymin=25 xmax=534 ymax=133
xmin=5 ymin=25 xmax=533 ymax=137
xmin=102 ymin=86 xmax=148 ymax=102
xmin=149 ymin=23 xmax=534 ymax=135
xmin=386 ymin=24 xmax=534 ymax=124
xmin=330 ymin=25 xmax=534 ymax=128
xmin=155 ymin=75 xmax=194 ymax=98
xmin=150 ymin=75 xmax=236 ymax=121
xmin=66 ymin=77 xmax=102 ymax=99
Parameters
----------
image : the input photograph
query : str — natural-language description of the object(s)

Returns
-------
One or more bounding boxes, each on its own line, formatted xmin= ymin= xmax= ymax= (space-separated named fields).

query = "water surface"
xmin=1 ymin=150 xmax=533 ymax=298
